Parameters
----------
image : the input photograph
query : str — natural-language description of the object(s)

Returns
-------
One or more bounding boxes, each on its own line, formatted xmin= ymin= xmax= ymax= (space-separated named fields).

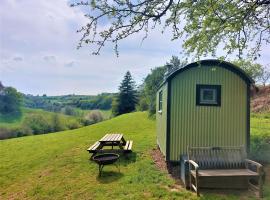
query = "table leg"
xmin=121 ymin=137 xmax=126 ymax=145
xmin=99 ymin=165 xmax=104 ymax=176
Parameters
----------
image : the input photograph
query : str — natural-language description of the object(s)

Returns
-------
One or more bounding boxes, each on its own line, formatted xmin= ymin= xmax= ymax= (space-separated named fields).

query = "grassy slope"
xmin=0 ymin=108 xmax=80 ymax=129
xmin=0 ymin=112 xmax=269 ymax=200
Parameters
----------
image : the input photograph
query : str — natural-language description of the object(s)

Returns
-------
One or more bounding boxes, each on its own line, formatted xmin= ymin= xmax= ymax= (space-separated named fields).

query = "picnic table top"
xmin=99 ymin=133 xmax=123 ymax=143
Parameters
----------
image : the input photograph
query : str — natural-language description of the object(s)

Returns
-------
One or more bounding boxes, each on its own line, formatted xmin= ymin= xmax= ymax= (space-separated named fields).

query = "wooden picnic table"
xmin=87 ymin=133 xmax=133 ymax=159
xmin=99 ymin=133 xmax=126 ymax=148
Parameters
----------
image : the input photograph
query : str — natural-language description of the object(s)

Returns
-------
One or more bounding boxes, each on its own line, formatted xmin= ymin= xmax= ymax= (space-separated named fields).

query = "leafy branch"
xmin=71 ymin=0 xmax=270 ymax=59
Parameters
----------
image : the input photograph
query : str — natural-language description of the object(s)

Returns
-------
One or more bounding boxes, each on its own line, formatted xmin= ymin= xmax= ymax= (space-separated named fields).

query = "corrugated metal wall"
xmin=156 ymin=83 xmax=168 ymax=156
xmin=169 ymin=65 xmax=247 ymax=161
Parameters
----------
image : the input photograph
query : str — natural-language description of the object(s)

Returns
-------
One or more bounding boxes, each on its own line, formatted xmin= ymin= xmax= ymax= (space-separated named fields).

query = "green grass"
xmin=250 ymin=112 xmax=270 ymax=163
xmin=251 ymin=112 xmax=270 ymax=137
xmin=0 ymin=112 xmax=269 ymax=199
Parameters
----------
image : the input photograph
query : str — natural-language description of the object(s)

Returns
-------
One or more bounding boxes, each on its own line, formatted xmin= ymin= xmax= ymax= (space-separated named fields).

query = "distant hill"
xmin=23 ymin=93 xmax=115 ymax=111
xmin=251 ymin=85 xmax=270 ymax=113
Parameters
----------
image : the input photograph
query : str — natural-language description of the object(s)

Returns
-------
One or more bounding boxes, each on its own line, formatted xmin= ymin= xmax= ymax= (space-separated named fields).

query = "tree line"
xmin=1 ymin=56 xmax=269 ymax=121
xmin=23 ymin=93 xmax=114 ymax=112
xmin=112 ymin=57 xmax=270 ymax=117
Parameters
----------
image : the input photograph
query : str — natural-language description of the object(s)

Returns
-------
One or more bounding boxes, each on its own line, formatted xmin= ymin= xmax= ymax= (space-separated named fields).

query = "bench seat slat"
xmin=191 ymin=169 xmax=259 ymax=177
xmin=87 ymin=142 xmax=101 ymax=151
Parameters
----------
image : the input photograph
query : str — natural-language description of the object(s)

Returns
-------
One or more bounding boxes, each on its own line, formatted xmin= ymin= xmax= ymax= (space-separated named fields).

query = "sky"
xmin=0 ymin=0 xmax=269 ymax=96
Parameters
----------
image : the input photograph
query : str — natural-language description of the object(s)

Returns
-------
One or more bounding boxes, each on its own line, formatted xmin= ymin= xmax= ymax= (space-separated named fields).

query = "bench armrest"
xmin=245 ymin=159 xmax=263 ymax=173
xmin=187 ymin=160 xmax=199 ymax=170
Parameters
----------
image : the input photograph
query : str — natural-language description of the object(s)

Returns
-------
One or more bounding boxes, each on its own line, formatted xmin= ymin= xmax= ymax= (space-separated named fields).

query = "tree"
xmin=72 ymin=0 xmax=270 ymax=59
xmin=259 ymin=64 xmax=270 ymax=86
xmin=144 ymin=66 xmax=167 ymax=115
xmin=139 ymin=56 xmax=185 ymax=115
xmin=0 ymin=82 xmax=4 ymax=91
xmin=112 ymin=71 xmax=138 ymax=116
xmin=165 ymin=55 xmax=187 ymax=74
xmin=0 ymin=86 xmax=22 ymax=114
xmin=232 ymin=59 xmax=263 ymax=82
xmin=52 ymin=114 xmax=65 ymax=132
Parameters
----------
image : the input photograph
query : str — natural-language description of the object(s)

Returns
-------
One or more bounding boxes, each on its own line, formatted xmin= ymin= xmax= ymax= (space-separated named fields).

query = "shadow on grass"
xmin=118 ymin=152 xmax=137 ymax=166
xmin=93 ymin=153 xmax=136 ymax=183
xmin=96 ymin=171 xmax=124 ymax=183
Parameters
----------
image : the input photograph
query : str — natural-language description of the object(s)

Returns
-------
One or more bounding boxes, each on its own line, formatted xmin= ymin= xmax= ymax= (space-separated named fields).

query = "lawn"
xmin=0 ymin=112 xmax=269 ymax=199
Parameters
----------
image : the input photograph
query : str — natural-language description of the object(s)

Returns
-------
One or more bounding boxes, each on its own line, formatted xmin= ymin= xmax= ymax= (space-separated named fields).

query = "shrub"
xmin=0 ymin=127 xmax=16 ymax=140
xmin=23 ymin=114 xmax=53 ymax=134
xmin=136 ymin=97 xmax=148 ymax=111
xmin=62 ymin=106 xmax=77 ymax=116
xmin=84 ymin=110 xmax=104 ymax=125
xmin=12 ymin=126 xmax=33 ymax=137
xmin=51 ymin=114 xmax=66 ymax=132
xmin=250 ymin=134 xmax=270 ymax=163
xmin=67 ymin=120 xmax=82 ymax=129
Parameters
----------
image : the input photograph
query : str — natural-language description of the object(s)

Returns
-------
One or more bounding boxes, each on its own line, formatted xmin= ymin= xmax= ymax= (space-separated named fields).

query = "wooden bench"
xmin=87 ymin=141 xmax=102 ymax=153
xmin=187 ymin=146 xmax=263 ymax=197
xmin=124 ymin=140 xmax=133 ymax=152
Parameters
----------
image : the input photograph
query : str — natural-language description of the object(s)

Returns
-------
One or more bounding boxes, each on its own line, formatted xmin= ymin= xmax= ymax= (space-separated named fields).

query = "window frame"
xmin=158 ymin=90 xmax=163 ymax=112
xmin=196 ymin=84 xmax=221 ymax=107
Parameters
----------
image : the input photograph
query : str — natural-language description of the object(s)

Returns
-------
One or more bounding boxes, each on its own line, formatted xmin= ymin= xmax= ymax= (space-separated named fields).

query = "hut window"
xmin=158 ymin=91 xmax=163 ymax=112
xmin=196 ymin=84 xmax=221 ymax=106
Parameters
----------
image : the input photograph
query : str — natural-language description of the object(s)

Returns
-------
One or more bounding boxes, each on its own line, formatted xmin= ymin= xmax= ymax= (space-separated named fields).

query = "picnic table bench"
xmin=87 ymin=133 xmax=133 ymax=159
xmin=187 ymin=146 xmax=263 ymax=197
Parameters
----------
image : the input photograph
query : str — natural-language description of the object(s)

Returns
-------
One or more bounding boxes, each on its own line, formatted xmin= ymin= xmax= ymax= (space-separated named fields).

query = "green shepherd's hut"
xmin=156 ymin=59 xmax=254 ymax=162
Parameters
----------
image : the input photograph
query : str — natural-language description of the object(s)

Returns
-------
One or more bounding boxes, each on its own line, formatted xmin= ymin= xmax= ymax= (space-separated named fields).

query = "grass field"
xmin=0 ymin=108 xmax=80 ymax=129
xmin=0 ymin=112 xmax=269 ymax=199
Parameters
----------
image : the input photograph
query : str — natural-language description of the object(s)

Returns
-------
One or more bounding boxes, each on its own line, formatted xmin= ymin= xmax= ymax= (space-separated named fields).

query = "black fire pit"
xmin=92 ymin=153 xmax=120 ymax=176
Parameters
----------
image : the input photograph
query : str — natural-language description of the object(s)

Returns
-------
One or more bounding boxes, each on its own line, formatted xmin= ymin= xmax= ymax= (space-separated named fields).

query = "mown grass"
xmin=0 ymin=112 xmax=269 ymax=199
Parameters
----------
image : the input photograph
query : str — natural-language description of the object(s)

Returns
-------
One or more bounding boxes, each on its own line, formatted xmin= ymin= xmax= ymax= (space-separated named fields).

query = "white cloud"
xmin=13 ymin=56 xmax=23 ymax=62
xmin=43 ymin=55 xmax=56 ymax=62
xmin=64 ymin=61 xmax=75 ymax=68
xmin=0 ymin=0 xmax=269 ymax=95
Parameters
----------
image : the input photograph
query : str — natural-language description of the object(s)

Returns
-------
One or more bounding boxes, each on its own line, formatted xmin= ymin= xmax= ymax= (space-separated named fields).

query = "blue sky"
xmin=0 ymin=0 xmax=269 ymax=95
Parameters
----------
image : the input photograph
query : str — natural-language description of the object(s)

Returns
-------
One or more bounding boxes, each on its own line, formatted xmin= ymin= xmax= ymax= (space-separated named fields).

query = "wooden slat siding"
xmin=191 ymin=169 xmax=259 ymax=177
xmin=189 ymin=146 xmax=245 ymax=169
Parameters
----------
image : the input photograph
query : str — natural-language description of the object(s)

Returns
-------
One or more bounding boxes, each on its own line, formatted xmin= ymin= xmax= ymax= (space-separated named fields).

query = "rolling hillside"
xmin=251 ymin=85 xmax=270 ymax=113
xmin=0 ymin=108 xmax=80 ymax=128
xmin=0 ymin=112 xmax=269 ymax=199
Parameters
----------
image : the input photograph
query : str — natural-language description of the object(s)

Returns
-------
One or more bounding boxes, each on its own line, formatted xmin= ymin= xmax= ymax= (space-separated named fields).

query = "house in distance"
xmin=156 ymin=59 xmax=254 ymax=162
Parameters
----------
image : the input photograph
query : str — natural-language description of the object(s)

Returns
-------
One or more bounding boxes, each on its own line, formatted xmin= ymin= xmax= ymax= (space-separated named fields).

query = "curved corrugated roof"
xmin=159 ymin=59 xmax=254 ymax=89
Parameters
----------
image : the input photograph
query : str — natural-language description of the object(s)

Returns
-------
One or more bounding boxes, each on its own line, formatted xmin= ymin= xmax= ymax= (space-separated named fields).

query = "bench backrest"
xmin=188 ymin=146 xmax=246 ymax=169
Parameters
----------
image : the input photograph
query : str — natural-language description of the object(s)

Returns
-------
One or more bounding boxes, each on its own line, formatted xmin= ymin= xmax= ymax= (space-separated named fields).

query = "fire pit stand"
xmin=92 ymin=153 xmax=120 ymax=176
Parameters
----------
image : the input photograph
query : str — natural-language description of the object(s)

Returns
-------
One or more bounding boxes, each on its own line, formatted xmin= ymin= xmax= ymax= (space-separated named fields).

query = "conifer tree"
xmin=112 ymin=71 xmax=138 ymax=116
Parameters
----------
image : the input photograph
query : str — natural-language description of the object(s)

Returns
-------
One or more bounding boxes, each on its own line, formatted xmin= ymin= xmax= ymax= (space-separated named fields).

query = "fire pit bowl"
xmin=92 ymin=153 xmax=120 ymax=175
